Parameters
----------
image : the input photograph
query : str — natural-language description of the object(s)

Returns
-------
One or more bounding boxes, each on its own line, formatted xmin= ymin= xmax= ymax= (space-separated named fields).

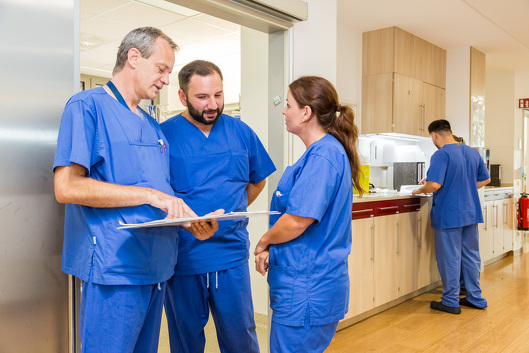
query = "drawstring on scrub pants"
xmin=206 ymin=272 xmax=219 ymax=289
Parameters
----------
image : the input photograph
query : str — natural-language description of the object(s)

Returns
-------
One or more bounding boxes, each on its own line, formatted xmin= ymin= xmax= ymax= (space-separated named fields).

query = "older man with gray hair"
xmin=53 ymin=27 xmax=220 ymax=353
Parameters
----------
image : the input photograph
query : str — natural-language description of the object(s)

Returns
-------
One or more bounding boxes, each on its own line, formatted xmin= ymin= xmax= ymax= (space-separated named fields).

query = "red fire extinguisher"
xmin=517 ymin=194 xmax=529 ymax=230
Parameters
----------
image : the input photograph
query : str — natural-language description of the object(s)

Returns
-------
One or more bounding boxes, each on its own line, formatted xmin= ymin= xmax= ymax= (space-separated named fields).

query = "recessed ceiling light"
xmin=80 ymin=33 xmax=103 ymax=49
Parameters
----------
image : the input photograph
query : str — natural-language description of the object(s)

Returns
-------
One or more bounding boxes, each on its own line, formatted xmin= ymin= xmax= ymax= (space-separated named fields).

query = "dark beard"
xmin=187 ymin=97 xmax=223 ymax=125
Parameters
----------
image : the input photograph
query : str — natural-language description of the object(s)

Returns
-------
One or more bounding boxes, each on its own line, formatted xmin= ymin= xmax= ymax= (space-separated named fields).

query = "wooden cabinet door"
xmin=361 ymin=73 xmax=393 ymax=134
xmin=394 ymin=27 xmax=421 ymax=80
xmin=417 ymin=198 xmax=439 ymax=286
xmin=479 ymin=202 xmax=489 ymax=265
xmin=374 ymin=214 xmax=399 ymax=306
xmin=513 ymin=197 xmax=523 ymax=251
xmin=421 ymin=42 xmax=447 ymax=88
xmin=480 ymin=200 xmax=494 ymax=262
xmin=362 ymin=27 xmax=394 ymax=76
xmin=503 ymin=198 xmax=514 ymax=252
xmin=346 ymin=218 xmax=375 ymax=319
xmin=392 ymin=74 xmax=423 ymax=135
xmin=493 ymin=200 xmax=504 ymax=257
xmin=422 ymin=83 xmax=446 ymax=136
xmin=398 ymin=211 xmax=420 ymax=296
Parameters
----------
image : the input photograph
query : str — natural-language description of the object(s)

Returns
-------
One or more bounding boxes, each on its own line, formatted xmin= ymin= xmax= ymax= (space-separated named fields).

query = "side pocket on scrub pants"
xmin=267 ymin=264 xmax=296 ymax=314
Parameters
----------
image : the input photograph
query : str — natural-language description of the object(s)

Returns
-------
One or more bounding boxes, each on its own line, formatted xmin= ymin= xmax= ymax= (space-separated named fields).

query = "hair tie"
xmin=336 ymin=104 xmax=342 ymax=112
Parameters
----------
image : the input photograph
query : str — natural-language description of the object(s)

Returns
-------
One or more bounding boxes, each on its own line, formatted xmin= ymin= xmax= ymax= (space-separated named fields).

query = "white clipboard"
xmin=117 ymin=211 xmax=280 ymax=229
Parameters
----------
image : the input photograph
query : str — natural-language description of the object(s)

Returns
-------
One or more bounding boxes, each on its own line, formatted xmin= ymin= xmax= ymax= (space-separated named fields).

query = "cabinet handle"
xmin=352 ymin=209 xmax=372 ymax=214
xmin=404 ymin=204 xmax=420 ymax=209
xmin=371 ymin=224 xmax=375 ymax=261
xmin=422 ymin=104 xmax=426 ymax=132
xmin=378 ymin=206 xmax=399 ymax=211
xmin=494 ymin=204 xmax=498 ymax=228
xmin=396 ymin=222 xmax=401 ymax=254
xmin=503 ymin=202 xmax=507 ymax=225
xmin=484 ymin=206 xmax=488 ymax=231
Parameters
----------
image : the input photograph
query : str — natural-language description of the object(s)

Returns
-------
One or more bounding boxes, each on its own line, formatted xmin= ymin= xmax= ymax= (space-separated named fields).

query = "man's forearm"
xmin=246 ymin=179 xmax=266 ymax=206
xmin=412 ymin=181 xmax=442 ymax=195
xmin=54 ymin=164 xmax=156 ymax=208
xmin=477 ymin=178 xmax=491 ymax=189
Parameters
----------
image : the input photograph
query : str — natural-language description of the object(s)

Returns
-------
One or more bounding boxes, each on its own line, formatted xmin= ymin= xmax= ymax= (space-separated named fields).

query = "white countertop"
xmin=484 ymin=186 xmax=514 ymax=194
xmin=354 ymin=193 xmax=430 ymax=203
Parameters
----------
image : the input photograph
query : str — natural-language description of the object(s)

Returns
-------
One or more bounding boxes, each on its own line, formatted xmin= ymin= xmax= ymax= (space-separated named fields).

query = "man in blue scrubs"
xmin=161 ymin=60 xmax=276 ymax=353
xmin=53 ymin=28 xmax=218 ymax=353
xmin=413 ymin=119 xmax=490 ymax=314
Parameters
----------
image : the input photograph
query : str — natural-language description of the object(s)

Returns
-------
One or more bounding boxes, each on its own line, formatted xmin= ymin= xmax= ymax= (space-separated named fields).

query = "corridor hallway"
xmin=327 ymin=252 xmax=529 ymax=352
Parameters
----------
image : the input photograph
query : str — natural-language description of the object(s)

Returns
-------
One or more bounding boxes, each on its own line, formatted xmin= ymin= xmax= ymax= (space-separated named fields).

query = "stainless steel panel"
xmin=0 ymin=0 xmax=75 ymax=352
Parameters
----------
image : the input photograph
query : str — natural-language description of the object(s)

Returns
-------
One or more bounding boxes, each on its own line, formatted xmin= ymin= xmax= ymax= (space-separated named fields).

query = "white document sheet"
xmin=117 ymin=211 xmax=280 ymax=229
xmin=398 ymin=185 xmax=433 ymax=197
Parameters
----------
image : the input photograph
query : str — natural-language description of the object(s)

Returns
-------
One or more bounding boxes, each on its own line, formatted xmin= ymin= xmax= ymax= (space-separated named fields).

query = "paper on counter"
xmin=117 ymin=211 xmax=280 ymax=229
xmin=398 ymin=185 xmax=432 ymax=197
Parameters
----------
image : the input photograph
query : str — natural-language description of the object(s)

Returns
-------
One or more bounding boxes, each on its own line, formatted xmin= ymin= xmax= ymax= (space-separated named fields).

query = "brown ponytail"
xmin=289 ymin=76 xmax=365 ymax=195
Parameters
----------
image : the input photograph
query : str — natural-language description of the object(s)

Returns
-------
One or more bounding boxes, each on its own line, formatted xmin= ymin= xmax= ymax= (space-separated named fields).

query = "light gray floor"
xmin=158 ymin=310 xmax=269 ymax=353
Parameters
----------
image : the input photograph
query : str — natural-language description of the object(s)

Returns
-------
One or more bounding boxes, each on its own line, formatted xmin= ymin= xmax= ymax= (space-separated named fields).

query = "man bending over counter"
xmin=413 ymin=119 xmax=490 ymax=315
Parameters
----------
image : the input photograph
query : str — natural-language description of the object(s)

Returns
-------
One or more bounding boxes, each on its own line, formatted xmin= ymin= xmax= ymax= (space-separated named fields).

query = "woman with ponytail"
xmin=254 ymin=76 xmax=364 ymax=352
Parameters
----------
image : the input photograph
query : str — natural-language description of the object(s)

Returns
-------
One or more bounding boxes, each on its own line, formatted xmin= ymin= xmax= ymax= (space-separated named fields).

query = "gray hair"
xmin=113 ymin=27 xmax=179 ymax=75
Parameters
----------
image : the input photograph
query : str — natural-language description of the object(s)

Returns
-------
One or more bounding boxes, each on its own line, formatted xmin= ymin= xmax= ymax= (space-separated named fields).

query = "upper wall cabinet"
xmin=361 ymin=27 xmax=447 ymax=136
xmin=362 ymin=27 xmax=446 ymax=88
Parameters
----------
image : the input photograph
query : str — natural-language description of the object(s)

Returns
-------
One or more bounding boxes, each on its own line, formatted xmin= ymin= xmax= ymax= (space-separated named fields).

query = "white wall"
xmin=515 ymin=71 xmax=529 ymax=191
xmin=485 ymin=68 xmax=515 ymax=184
xmin=336 ymin=10 xmax=363 ymax=130
xmin=240 ymin=27 xmax=270 ymax=315
xmin=446 ymin=46 xmax=471 ymax=143
xmin=291 ymin=0 xmax=338 ymax=162
xmin=292 ymin=0 xmax=337 ymax=83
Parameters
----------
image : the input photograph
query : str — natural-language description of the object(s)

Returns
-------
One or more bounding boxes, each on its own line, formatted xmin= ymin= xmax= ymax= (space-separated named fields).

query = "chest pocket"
xmin=272 ymin=166 xmax=298 ymax=212
xmin=105 ymin=110 xmax=170 ymax=187
xmin=171 ymin=149 xmax=249 ymax=194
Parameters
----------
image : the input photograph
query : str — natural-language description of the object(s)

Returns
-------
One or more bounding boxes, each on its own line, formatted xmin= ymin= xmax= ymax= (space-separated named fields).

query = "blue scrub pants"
xmin=434 ymin=224 xmax=487 ymax=308
xmin=80 ymin=281 xmax=166 ymax=353
xmin=164 ymin=263 xmax=259 ymax=353
xmin=270 ymin=308 xmax=338 ymax=353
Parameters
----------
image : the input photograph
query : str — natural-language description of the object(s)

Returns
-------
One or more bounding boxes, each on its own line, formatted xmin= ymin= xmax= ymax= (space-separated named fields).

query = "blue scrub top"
xmin=160 ymin=114 xmax=276 ymax=275
xmin=268 ymin=134 xmax=352 ymax=326
xmin=426 ymin=143 xmax=490 ymax=229
xmin=53 ymin=87 xmax=178 ymax=285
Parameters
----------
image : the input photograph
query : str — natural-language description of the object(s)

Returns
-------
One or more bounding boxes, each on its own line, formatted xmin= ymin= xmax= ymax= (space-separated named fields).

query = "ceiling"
xmin=80 ymin=0 xmax=241 ymax=77
xmin=80 ymin=0 xmax=529 ymax=78
xmin=338 ymin=0 xmax=529 ymax=72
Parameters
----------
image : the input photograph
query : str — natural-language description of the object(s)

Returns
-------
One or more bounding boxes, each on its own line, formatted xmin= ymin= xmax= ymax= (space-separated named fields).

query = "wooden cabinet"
xmin=422 ymin=83 xmax=446 ymax=134
xmin=346 ymin=218 xmax=375 ymax=319
xmin=421 ymin=41 xmax=447 ymax=88
xmin=418 ymin=198 xmax=441 ymax=286
xmin=513 ymin=197 xmax=523 ymax=251
xmin=362 ymin=27 xmax=395 ymax=76
xmin=362 ymin=27 xmax=445 ymax=87
xmin=398 ymin=198 xmax=438 ymax=296
xmin=392 ymin=74 xmax=423 ymax=135
xmin=492 ymin=200 xmax=504 ymax=257
xmin=348 ymin=198 xmax=437 ymax=319
xmin=503 ymin=197 xmax=514 ymax=252
xmin=480 ymin=191 xmax=515 ymax=264
xmin=361 ymin=26 xmax=446 ymax=136
xmin=374 ymin=214 xmax=400 ymax=305
xmin=361 ymin=73 xmax=393 ymax=134
xmin=362 ymin=74 xmax=446 ymax=136
xmin=398 ymin=209 xmax=420 ymax=296
xmin=479 ymin=200 xmax=494 ymax=263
